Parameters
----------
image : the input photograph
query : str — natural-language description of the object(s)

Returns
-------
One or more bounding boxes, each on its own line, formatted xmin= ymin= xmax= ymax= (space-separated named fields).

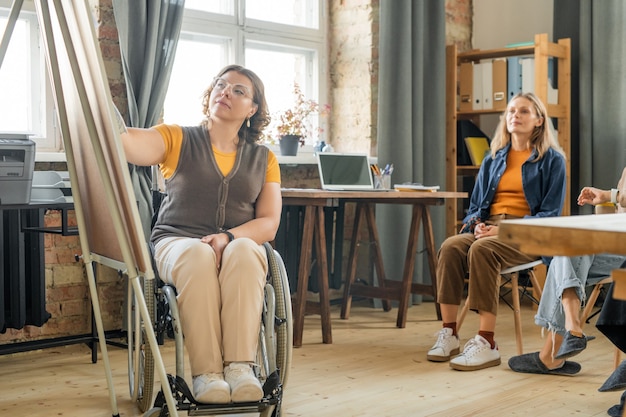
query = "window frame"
xmin=172 ymin=1 xmax=329 ymax=145
xmin=0 ymin=0 xmax=61 ymax=154
xmin=0 ymin=0 xmax=328 ymax=157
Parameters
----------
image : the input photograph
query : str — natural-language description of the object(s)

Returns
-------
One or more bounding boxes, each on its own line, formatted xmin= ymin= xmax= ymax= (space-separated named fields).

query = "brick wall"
xmin=328 ymin=0 xmax=379 ymax=155
xmin=0 ymin=0 xmax=472 ymax=346
xmin=446 ymin=0 xmax=473 ymax=52
xmin=326 ymin=0 xmax=471 ymax=157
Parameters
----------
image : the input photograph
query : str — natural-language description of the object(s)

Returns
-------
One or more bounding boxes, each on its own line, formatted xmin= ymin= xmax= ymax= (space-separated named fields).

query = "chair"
xmin=457 ymin=260 xmax=544 ymax=355
xmin=130 ymin=242 xmax=293 ymax=417
xmin=581 ymin=276 xmax=622 ymax=369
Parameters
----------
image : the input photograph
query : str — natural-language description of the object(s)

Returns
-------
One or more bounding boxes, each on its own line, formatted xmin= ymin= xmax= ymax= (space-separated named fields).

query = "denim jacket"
xmin=461 ymin=143 xmax=566 ymax=231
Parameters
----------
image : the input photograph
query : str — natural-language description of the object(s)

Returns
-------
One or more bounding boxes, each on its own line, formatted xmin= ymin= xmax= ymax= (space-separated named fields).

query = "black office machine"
xmin=0 ymin=134 xmax=36 ymax=205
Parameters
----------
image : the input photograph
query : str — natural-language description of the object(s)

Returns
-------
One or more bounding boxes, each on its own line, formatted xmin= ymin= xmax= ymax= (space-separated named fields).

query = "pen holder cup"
xmin=375 ymin=174 xmax=391 ymax=190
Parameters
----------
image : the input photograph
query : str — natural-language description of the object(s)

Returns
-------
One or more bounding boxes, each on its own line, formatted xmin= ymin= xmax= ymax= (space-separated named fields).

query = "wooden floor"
xmin=0 ymin=299 xmax=622 ymax=417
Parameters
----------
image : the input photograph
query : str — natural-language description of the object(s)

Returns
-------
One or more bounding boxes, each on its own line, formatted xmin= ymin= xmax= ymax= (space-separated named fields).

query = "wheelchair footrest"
xmin=152 ymin=372 xmax=283 ymax=416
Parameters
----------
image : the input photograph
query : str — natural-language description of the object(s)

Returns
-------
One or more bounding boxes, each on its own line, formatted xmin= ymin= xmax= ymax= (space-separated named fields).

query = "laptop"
xmin=317 ymin=152 xmax=390 ymax=191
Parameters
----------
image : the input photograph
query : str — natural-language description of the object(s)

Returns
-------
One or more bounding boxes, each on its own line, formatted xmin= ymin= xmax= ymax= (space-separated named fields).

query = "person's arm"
xmin=529 ymin=151 xmax=567 ymax=219
xmin=112 ymin=105 xmax=166 ymax=166
xmin=616 ymin=167 xmax=626 ymax=211
xmin=460 ymin=158 xmax=492 ymax=232
xmin=577 ymin=167 xmax=626 ymax=209
xmin=121 ymin=127 xmax=166 ymax=167
xmin=577 ymin=186 xmax=611 ymax=207
xmin=231 ymin=182 xmax=282 ymax=244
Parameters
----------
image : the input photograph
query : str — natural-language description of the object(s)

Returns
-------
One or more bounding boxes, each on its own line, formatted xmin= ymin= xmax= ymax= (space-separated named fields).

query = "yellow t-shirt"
xmin=153 ymin=124 xmax=280 ymax=183
xmin=490 ymin=149 xmax=532 ymax=217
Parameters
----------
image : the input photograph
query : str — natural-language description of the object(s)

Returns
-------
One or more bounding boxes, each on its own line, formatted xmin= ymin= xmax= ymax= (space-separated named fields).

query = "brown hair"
xmin=201 ymin=65 xmax=271 ymax=144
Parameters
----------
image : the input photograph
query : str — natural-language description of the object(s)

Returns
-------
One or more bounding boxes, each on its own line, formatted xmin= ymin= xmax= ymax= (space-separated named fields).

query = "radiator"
xmin=1 ymin=208 xmax=51 ymax=332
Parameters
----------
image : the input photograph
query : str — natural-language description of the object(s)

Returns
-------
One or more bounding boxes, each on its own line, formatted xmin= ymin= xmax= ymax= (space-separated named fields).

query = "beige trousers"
xmin=154 ymin=236 xmax=267 ymax=376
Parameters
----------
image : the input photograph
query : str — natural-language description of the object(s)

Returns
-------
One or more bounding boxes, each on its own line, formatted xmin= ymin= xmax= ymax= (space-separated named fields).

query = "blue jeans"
xmin=535 ymin=254 xmax=626 ymax=335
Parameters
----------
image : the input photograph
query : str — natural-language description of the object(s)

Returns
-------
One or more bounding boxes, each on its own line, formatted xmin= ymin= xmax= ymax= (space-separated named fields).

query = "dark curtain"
xmin=112 ymin=0 xmax=185 ymax=239
xmin=376 ymin=1 xmax=446 ymax=303
xmin=554 ymin=0 xmax=626 ymax=213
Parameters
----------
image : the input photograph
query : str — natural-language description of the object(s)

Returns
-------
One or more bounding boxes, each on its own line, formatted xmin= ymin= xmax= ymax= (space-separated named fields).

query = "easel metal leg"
xmin=84 ymin=260 xmax=119 ymax=416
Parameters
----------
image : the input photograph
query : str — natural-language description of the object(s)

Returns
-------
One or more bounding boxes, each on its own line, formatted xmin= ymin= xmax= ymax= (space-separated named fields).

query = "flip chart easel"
xmin=2 ymin=0 xmax=180 ymax=415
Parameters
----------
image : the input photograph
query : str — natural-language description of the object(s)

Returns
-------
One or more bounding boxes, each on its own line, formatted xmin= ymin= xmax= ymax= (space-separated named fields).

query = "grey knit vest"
xmin=151 ymin=125 xmax=268 ymax=245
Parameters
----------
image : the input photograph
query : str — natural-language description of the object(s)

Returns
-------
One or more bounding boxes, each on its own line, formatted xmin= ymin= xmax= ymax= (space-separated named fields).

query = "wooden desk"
xmin=281 ymin=190 xmax=338 ymax=348
xmin=499 ymin=213 xmax=626 ymax=300
xmin=281 ymin=189 xmax=466 ymax=347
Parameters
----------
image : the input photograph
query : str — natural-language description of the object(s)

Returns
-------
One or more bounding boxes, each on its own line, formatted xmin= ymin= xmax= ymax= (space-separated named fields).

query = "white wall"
xmin=473 ymin=0 xmax=553 ymax=50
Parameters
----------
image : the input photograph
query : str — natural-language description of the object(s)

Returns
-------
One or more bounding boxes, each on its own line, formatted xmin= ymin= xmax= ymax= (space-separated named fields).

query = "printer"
xmin=0 ymin=134 xmax=36 ymax=205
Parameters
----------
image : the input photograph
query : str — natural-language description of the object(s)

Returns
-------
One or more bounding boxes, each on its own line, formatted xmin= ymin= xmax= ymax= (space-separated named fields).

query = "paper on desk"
xmin=393 ymin=183 xmax=440 ymax=192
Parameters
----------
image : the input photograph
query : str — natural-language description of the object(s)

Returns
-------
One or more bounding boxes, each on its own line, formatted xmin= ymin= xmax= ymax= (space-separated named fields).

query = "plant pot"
xmin=279 ymin=135 xmax=301 ymax=156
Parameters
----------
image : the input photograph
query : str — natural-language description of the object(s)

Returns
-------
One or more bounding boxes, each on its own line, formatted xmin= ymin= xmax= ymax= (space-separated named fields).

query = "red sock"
xmin=443 ymin=322 xmax=457 ymax=337
xmin=478 ymin=330 xmax=496 ymax=349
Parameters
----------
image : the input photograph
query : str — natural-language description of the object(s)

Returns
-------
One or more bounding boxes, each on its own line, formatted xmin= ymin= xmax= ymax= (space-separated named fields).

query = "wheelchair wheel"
xmin=128 ymin=276 xmax=156 ymax=412
xmin=259 ymin=243 xmax=293 ymax=417
xmin=266 ymin=245 xmax=293 ymax=388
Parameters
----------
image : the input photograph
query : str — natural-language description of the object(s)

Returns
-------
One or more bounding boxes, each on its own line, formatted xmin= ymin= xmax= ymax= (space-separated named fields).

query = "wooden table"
xmin=281 ymin=189 xmax=466 ymax=347
xmin=498 ymin=213 xmax=626 ymax=300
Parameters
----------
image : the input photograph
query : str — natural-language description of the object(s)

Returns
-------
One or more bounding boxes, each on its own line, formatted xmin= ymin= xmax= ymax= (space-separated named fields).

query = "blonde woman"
xmin=428 ymin=92 xmax=566 ymax=371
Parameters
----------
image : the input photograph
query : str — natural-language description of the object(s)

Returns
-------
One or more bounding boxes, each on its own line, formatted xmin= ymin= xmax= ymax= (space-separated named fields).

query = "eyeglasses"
xmin=212 ymin=77 xmax=253 ymax=99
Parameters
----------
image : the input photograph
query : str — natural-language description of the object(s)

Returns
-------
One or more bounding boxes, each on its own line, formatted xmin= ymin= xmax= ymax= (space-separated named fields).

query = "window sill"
xmin=35 ymin=152 xmax=67 ymax=163
xmin=36 ymin=149 xmax=323 ymax=165
xmin=265 ymin=144 xmax=318 ymax=166
xmin=277 ymin=153 xmax=317 ymax=165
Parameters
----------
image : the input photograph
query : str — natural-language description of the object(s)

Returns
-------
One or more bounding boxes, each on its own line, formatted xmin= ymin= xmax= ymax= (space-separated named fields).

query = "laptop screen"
xmin=317 ymin=153 xmax=374 ymax=190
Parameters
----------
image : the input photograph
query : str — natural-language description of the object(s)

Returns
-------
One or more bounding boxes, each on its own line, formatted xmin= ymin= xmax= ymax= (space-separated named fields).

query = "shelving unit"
xmin=445 ymin=33 xmax=571 ymax=237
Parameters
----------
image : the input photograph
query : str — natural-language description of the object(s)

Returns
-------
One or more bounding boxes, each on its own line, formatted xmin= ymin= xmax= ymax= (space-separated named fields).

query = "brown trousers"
xmin=436 ymin=215 xmax=538 ymax=316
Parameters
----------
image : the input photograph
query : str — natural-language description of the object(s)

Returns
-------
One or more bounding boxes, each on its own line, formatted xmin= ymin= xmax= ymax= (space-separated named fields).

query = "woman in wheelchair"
xmin=117 ymin=65 xmax=282 ymax=404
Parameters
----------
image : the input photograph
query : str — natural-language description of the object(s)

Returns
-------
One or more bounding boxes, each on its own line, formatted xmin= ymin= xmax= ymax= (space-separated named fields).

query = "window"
xmin=162 ymin=0 xmax=328 ymax=145
xmin=0 ymin=2 xmax=59 ymax=152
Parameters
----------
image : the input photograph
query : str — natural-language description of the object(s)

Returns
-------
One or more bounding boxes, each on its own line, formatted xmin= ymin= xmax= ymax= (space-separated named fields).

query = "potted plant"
xmin=268 ymin=83 xmax=330 ymax=156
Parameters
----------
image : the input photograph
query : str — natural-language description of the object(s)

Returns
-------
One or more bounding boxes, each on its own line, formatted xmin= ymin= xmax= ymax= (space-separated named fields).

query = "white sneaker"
xmin=192 ymin=372 xmax=231 ymax=404
xmin=224 ymin=362 xmax=263 ymax=402
xmin=427 ymin=328 xmax=460 ymax=362
xmin=450 ymin=335 xmax=501 ymax=371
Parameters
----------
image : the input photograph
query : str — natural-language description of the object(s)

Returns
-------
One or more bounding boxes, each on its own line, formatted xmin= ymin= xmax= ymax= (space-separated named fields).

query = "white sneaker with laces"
xmin=192 ymin=372 xmax=231 ymax=404
xmin=450 ymin=335 xmax=501 ymax=371
xmin=224 ymin=362 xmax=263 ymax=402
xmin=427 ymin=328 xmax=460 ymax=362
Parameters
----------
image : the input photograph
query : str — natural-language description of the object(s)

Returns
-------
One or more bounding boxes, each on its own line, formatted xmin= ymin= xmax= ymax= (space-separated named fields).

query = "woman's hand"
xmin=474 ymin=222 xmax=498 ymax=239
xmin=577 ymin=186 xmax=610 ymax=206
xmin=200 ymin=233 xmax=231 ymax=268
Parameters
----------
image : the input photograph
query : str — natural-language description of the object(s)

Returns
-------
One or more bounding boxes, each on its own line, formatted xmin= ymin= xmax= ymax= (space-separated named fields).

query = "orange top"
xmin=154 ymin=124 xmax=280 ymax=183
xmin=490 ymin=149 xmax=532 ymax=217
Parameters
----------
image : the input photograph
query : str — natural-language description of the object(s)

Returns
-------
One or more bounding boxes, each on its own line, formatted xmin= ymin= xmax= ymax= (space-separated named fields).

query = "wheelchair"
xmin=127 ymin=241 xmax=293 ymax=417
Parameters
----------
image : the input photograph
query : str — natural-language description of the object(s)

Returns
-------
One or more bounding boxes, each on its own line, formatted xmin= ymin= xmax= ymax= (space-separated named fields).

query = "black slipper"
xmin=600 ymin=360 xmax=626 ymax=392
xmin=607 ymin=390 xmax=625 ymax=417
xmin=555 ymin=331 xmax=593 ymax=360
xmin=508 ymin=352 xmax=581 ymax=376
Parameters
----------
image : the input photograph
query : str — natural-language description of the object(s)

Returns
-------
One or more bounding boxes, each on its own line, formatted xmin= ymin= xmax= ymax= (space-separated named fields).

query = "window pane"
xmin=246 ymin=46 xmax=317 ymax=143
xmin=246 ymin=48 xmax=308 ymax=115
xmin=185 ymin=0 xmax=233 ymax=15
xmin=246 ymin=0 xmax=319 ymax=29
xmin=162 ymin=35 xmax=228 ymax=126
xmin=0 ymin=18 xmax=31 ymax=132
